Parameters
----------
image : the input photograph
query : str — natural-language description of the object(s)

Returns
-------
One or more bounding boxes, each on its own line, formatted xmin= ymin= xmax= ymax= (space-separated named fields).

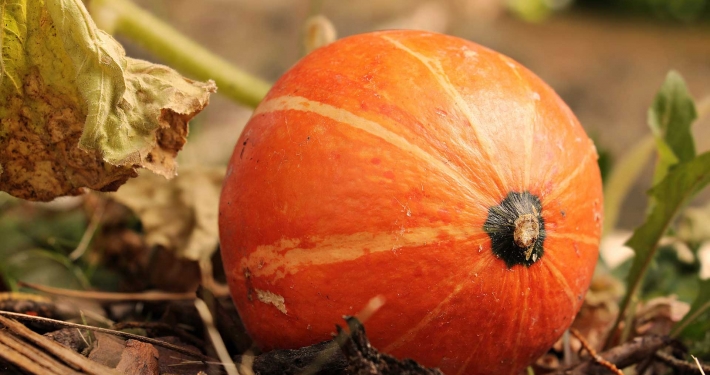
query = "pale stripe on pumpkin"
xmin=242 ymin=224 xmax=482 ymax=281
xmin=540 ymin=143 xmax=595 ymax=206
xmin=512 ymin=262 xmax=532 ymax=371
xmin=543 ymin=260 xmax=578 ymax=308
xmin=457 ymin=353 xmax=477 ymax=375
xmin=510 ymin=63 xmax=539 ymax=194
xmin=381 ymin=35 xmax=509 ymax=195
xmin=545 ymin=232 xmax=599 ymax=246
xmin=494 ymin=53 xmax=540 ymax=195
xmin=523 ymin=100 xmax=537 ymax=192
xmin=384 ymin=255 xmax=497 ymax=353
xmin=255 ymin=95 xmax=490 ymax=205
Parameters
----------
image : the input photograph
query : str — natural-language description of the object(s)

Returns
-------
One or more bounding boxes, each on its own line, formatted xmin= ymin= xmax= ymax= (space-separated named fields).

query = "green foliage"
xmin=507 ymin=0 xmax=558 ymax=22
xmin=1 ymin=248 xmax=89 ymax=291
xmin=20 ymin=211 xmax=88 ymax=252
xmin=609 ymin=151 xmax=710 ymax=345
xmin=576 ymin=0 xmax=710 ymax=23
xmin=673 ymin=278 xmax=710 ymax=338
xmin=0 ymin=202 xmax=87 ymax=290
xmin=625 ymin=151 xmax=710 ymax=282
xmin=640 ymin=245 xmax=700 ymax=302
xmin=648 ymin=71 xmax=697 ymax=185
xmin=684 ymin=318 xmax=710 ymax=361
xmin=0 ymin=209 xmax=30 ymax=259
xmin=605 ymin=71 xmax=709 ymax=349
xmin=0 ymin=205 xmax=86 ymax=252
xmin=600 ymin=70 xmax=697 ymax=237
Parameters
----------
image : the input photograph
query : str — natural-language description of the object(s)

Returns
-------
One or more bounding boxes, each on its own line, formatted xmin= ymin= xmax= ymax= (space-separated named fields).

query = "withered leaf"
xmin=115 ymin=340 xmax=159 ymax=375
xmin=88 ymin=333 xmax=126 ymax=369
xmin=110 ymin=167 xmax=224 ymax=261
xmin=0 ymin=0 xmax=216 ymax=201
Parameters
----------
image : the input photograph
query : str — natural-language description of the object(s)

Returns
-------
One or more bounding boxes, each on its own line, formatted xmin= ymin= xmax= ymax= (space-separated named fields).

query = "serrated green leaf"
xmin=626 ymin=151 xmax=710 ymax=277
xmin=0 ymin=0 xmax=215 ymax=201
xmin=648 ymin=71 xmax=697 ymax=184
xmin=672 ymin=278 xmax=710 ymax=337
xmin=609 ymin=151 xmax=710 ymax=347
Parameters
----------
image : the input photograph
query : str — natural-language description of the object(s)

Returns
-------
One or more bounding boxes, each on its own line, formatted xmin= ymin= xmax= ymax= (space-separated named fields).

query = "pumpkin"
xmin=219 ymin=30 xmax=603 ymax=375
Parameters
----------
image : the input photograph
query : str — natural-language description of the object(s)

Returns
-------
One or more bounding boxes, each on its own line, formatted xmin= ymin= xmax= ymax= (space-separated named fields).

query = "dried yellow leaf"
xmin=0 ymin=0 xmax=216 ymax=201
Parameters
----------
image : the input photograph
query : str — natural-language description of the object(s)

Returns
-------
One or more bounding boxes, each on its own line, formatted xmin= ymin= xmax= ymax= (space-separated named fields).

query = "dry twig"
xmin=693 ymin=355 xmax=707 ymax=375
xmin=111 ymin=321 xmax=205 ymax=348
xmin=655 ymin=351 xmax=710 ymax=374
xmin=571 ymin=328 xmax=623 ymax=375
xmin=0 ymin=311 xmax=214 ymax=362
xmin=194 ymin=299 xmax=239 ymax=375
xmin=0 ymin=315 xmax=119 ymax=375
xmin=552 ymin=335 xmax=670 ymax=375
xmin=18 ymin=281 xmax=195 ymax=302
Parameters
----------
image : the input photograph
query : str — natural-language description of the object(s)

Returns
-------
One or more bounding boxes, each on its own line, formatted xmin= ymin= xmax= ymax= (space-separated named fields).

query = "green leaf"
xmin=0 ymin=248 xmax=89 ymax=290
xmin=640 ymin=245 xmax=700 ymax=302
xmin=606 ymin=151 xmax=710 ymax=348
xmin=648 ymin=71 xmax=697 ymax=184
xmin=0 ymin=0 xmax=215 ymax=202
xmin=0 ymin=213 xmax=32 ymax=259
xmin=672 ymin=278 xmax=710 ymax=337
xmin=626 ymin=151 xmax=710 ymax=280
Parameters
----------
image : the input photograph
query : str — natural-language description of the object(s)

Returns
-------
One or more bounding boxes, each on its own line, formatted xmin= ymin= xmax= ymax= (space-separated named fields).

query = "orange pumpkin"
xmin=219 ymin=30 xmax=603 ymax=375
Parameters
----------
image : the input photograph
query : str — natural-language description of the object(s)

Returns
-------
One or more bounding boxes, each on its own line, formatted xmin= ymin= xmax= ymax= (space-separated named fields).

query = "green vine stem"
xmin=88 ymin=0 xmax=271 ymax=108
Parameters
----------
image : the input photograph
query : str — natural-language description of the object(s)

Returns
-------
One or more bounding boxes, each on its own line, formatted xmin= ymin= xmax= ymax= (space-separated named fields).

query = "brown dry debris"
xmin=110 ymin=167 xmax=224 ymax=262
xmin=88 ymin=333 xmax=126 ymax=368
xmin=115 ymin=340 xmax=160 ymax=375
xmin=1 ymin=305 xmax=707 ymax=375
xmin=0 ymin=315 xmax=120 ymax=375
xmin=634 ymin=296 xmax=690 ymax=337
xmin=551 ymin=335 xmax=671 ymax=375
xmin=336 ymin=316 xmax=445 ymax=375
xmin=0 ymin=67 xmax=139 ymax=201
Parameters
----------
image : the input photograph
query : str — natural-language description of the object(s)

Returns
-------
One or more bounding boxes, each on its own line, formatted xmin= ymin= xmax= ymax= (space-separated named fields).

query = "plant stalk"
xmin=89 ymin=0 xmax=271 ymax=108
xmin=603 ymin=233 xmax=663 ymax=350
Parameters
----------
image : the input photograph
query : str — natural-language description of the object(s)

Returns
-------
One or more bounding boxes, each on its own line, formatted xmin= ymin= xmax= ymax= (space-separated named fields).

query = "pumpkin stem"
xmin=483 ymin=191 xmax=545 ymax=268
xmin=514 ymin=213 xmax=539 ymax=259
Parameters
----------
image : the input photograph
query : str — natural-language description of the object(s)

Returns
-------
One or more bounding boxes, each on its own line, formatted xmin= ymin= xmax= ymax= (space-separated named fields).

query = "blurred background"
xmin=125 ymin=0 xmax=710 ymax=229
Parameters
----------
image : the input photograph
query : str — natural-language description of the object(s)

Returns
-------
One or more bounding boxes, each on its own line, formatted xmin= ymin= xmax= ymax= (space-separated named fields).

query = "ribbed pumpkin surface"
xmin=219 ymin=30 xmax=603 ymax=375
